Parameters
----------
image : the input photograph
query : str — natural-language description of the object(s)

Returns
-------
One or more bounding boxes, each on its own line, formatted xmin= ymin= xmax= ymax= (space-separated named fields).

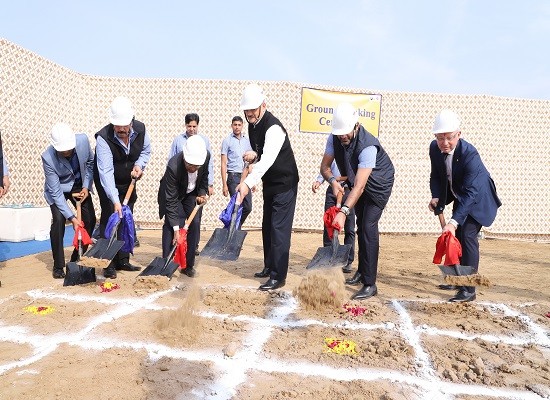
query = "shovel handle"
xmin=438 ymin=213 xmax=446 ymax=229
xmin=183 ymin=204 xmax=202 ymax=230
xmin=123 ymin=178 xmax=137 ymax=206
xmin=336 ymin=191 xmax=344 ymax=209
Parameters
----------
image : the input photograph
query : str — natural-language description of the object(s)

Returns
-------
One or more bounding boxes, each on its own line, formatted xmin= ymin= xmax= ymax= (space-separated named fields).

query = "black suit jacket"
xmin=158 ymin=151 xmax=210 ymax=227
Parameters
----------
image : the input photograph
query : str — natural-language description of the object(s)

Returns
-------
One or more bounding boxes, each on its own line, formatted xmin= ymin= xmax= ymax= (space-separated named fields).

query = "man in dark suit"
xmin=158 ymin=135 xmax=209 ymax=277
xmin=428 ymin=109 xmax=501 ymax=303
xmin=41 ymin=123 xmax=96 ymax=279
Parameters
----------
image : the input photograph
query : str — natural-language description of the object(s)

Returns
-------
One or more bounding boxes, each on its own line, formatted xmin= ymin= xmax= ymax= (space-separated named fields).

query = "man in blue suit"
xmin=428 ymin=109 xmax=501 ymax=302
xmin=42 ymin=123 xmax=96 ymax=279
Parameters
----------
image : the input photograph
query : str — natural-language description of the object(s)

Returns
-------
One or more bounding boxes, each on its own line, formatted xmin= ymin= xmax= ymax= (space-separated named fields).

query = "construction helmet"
xmin=432 ymin=109 xmax=460 ymax=134
xmin=240 ymin=84 xmax=265 ymax=110
xmin=183 ymin=135 xmax=207 ymax=165
xmin=109 ymin=96 xmax=134 ymax=126
xmin=50 ymin=122 xmax=76 ymax=151
xmin=331 ymin=102 xmax=358 ymax=136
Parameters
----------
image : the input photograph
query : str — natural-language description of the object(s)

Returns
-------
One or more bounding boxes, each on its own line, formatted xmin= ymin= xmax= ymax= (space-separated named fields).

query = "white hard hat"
xmin=240 ymin=83 xmax=265 ymax=110
xmin=183 ymin=135 xmax=207 ymax=165
xmin=331 ymin=102 xmax=358 ymax=136
xmin=50 ymin=122 xmax=76 ymax=151
xmin=108 ymin=96 xmax=134 ymax=126
xmin=432 ymin=109 xmax=460 ymax=134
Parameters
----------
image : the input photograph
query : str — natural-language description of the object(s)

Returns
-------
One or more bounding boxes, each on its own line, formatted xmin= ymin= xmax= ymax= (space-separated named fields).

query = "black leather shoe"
xmin=448 ymin=290 xmax=476 ymax=303
xmin=259 ymin=279 xmax=285 ymax=291
xmin=254 ymin=267 xmax=271 ymax=278
xmin=116 ymin=262 xmax=141 ymax=272
xmin=103 ymin=267 xmax=117 ymax=279
xmin=53 ymin=269 xmax=65 ymax=279
xmin=438 ymin=284 xmax=457 ymax=290
xmin=342 ymin=262 xmax=353 ymax=274
xmin=351 ymin=284 xmax=377 ymax=300
xmin=180 ymin=267 xmax=196 ymax=277
xmin=345 ymin=271 xmax=362 ymax=285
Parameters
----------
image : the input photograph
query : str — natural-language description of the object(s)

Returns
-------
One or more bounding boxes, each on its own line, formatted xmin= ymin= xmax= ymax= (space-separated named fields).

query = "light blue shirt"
xmin=324 ymin=136 xmax=377 ymax=169
xmin=221 ymin=132 xmax=252 ymax=172
xmin=96 ymin=128 xmax=151 ymax=205
xmin=316 ymin=160 xmax=342 ymax=183
xmin=2 ymin=156 xmax=8 ymax=176
xmin=168 ymin=133 xmax=214 ymax=186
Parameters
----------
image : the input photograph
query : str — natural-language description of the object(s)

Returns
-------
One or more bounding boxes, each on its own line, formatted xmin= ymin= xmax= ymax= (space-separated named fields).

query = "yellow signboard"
xmin=300 ymin=88 xmax=382 ymax=136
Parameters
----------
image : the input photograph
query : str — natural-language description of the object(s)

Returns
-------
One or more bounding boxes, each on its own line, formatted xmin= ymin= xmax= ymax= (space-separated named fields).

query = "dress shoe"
xmin=438 ymin=284 xmax=457 ymax=290
xmin=258 ymin=279 xmax=285 ymax=291
xmin=342 ymin=262 xmax=353 ymax=274
xmin=254 ymin=267 xmax=271 ymax=278
xmin=448 ymin=290 xmax=476 ymax=303
xmin=351 ymin=284 xmax=377 ymax=300
xmin=345 ymin=271 xmax=362 ymax=285
xmin=52 ymin=269 xmax=65 ymax=279
xmin=103 ymin=266 xmax=117 ymax=279
xmin=180 ymin=267 xmax=196 ymax=277
xmin=116 ymin=262 xmax=141 ymax=272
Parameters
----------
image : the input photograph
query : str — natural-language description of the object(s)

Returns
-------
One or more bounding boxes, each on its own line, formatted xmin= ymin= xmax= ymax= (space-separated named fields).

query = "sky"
xmin=2 ymin=0 xmax=549 ymax=100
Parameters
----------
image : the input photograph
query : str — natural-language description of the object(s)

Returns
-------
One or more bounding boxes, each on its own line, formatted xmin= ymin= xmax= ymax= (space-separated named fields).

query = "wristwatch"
xmin=340 ymin=205 xmax=351 ymax=216
xmin=327 ymin=176 xmax=336 ymax=184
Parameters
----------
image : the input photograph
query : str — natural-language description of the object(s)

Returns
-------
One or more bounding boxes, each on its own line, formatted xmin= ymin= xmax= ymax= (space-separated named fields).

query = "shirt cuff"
xmin=173 ymin=226 xmax=179 ymax=232
xmin=448 ymin=219 xmax=459 ymax=228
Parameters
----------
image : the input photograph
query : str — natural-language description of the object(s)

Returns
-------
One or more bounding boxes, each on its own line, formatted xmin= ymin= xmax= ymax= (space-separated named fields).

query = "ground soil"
xmin=0 ymin=230 xmax=549 ymax=400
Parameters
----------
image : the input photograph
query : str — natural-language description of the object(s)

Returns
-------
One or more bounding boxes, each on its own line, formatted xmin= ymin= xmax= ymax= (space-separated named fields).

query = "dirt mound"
xmin=294 ymin=269 xmax=345 ymax=310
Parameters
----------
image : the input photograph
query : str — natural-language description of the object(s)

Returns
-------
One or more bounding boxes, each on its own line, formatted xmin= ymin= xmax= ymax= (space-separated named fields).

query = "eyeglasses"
xmin=434 ymin=131 xmax=459 ymax=143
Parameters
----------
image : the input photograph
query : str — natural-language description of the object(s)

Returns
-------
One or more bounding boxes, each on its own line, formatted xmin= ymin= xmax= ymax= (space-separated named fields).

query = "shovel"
xmin=64 ymin=196 xmax=96 ymax=286
xmin=139 ymin=204 xmax=202 ymax=279
xmin=434 ymin=213 xmax=490 ymax=286
xmin=78 ymin=180 xmax=136 ymax=268
xmin=306 ymin=192 xmax=352 ymax=269
xmin=200 ymin=196 xmax=247 ymax=261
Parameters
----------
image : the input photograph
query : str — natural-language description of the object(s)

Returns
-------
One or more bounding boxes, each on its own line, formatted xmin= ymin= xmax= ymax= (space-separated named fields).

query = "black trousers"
xmin=262 ymin=185 xmax=298 ymax=281
xmin=226 ymin=172 xmax=252 ymax=227
xmin=50 ymin=193 xmax=96 ymax=271
xmin=94 ymin=177 xmax=137 ymax=267
xmin=322 ymin=186 xmax=355 ymax=264
xmin=161 ymin=194 xmax=201 ymax=269
xmin=455 ymin=215 xmax=482 ymax=294
xmin=355 ymin=195 xmax=384 ymax=286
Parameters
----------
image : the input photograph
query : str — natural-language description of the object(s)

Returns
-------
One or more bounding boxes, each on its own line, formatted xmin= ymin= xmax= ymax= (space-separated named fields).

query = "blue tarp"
xmin=0 ymin=227 xmax=73 ymax=262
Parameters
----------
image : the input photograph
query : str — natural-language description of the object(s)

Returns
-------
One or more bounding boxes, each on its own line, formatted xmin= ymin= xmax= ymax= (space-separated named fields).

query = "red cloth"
xmin=72 ymin=224 xmax=93 ymax=249
xmin=323 ymin=206 xmax=342 ymax=240
xmin=173 ymin=227 xmax=188 ymax=270
xmin=433 ymin=231 xmax=462 ymax=266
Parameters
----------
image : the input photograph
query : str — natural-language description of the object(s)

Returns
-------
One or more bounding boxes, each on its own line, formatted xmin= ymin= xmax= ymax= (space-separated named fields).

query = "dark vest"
xmin=248 ymin=111 xmax=299 ymax=196
xmin=94 ymin=120 xmax=146 ymax=186
xmin=333 ymin=125 xmax=394 ymax=208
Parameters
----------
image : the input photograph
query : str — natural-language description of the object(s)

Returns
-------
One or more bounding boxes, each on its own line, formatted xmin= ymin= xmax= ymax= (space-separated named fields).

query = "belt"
xmin=227 ymin=172 xmax=242 ymax=177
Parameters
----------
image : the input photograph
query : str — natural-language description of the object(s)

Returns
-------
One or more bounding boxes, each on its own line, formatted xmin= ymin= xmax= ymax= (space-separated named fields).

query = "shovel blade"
xmin=200 ymin=228 xmax=229 ymax=258
xmin=63 ymin=261 xmax=96 ymax=286
xmin=438 ymin=264 xmax=475 ymax=276
xmin=80 ymin=238 xmax=125 ymax=266
xmin=217 ymin=230 xmax=247 ymax=261
xmin=307 ymin=243 xmax=351 ymax=269
xmin=139 ymin=257 xmax=180 ymax=279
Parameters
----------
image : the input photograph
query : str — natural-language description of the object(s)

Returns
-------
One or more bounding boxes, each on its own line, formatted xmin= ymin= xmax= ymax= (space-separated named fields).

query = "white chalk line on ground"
xmin=0 ymin=286 xmax=548 ymax=399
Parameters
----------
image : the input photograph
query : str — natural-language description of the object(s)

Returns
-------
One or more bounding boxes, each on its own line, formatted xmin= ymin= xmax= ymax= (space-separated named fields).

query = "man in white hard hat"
xmin=94 ymin=96 xmax=151 ymax=279
xmin=428 ymin=109 xmax=501 ymax=303
xmin=320 ymin=103 xmax=394 ymax=300
xmin=158 ymin=135 xmax=210 ymax=277
xmin=236 ymin=83 xmax=299 ymax=291
xmin=0 ymin=131 xmax=10 ymax=199
xmin=167 ymin=113 xmax=214 ymax=255
xmin=41 ymin=123 xmax=96 ymax=279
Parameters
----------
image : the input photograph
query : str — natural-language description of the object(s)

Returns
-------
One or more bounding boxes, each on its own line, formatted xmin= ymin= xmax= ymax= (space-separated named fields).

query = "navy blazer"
xmin=158 ymin=151 xmax=210 ymax=228
xmin=42 ymin=134 xmax=94 ymax=219
xmin=429 ymin=139 xmax=501 ymax=227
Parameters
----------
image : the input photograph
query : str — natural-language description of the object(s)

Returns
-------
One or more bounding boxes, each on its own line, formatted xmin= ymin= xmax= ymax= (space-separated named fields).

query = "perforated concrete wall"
xmin=1 ymin=38 xmax=549 ymax=240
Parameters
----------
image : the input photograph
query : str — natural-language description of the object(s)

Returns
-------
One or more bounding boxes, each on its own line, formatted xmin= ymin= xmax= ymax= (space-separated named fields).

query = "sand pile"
xmin=444 ymin=273 xmax=491 ymax=287
xmin=294 ymin=268 xmax=346 ymax=310
xmin=155 ymin=284 xmax=202 ymax=344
